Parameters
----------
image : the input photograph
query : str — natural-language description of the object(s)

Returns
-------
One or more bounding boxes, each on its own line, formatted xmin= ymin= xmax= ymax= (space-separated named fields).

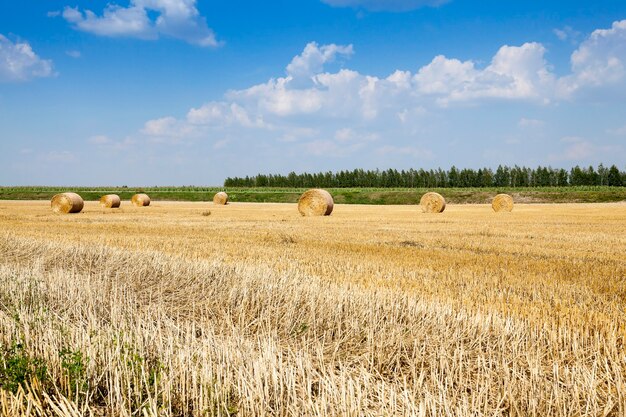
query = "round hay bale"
xmin=492 ymin=193 xmax=514 ymax=212
xmin=213 ymin=192 xmax=228 ymax=205
xmin=420 ymin=192 xmax=446 ymax=213
xmin=99 ymin=194 xmax=121 ymax=208
xmin=131 ymin=193 xmax=150 ymax=207
xmin=51 ymin=192 xmax=84 ymax=214
xmin=298 ymin=189 xmax=334 ymax=216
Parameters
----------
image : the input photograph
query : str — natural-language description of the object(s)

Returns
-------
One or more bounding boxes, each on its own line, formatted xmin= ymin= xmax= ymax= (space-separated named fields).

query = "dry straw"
xmin=99 ymin=194 xmax=121 ymax=208
xmin=131 ymin=193 xmax=151 ymax=207
xmin=492 ymin=194 xmax=514 ymax=212
xmin=50 ymin=192 xmax=84 ymax=214
xmin=213 ymin=192 xmax=229 ymax=205
xmin=420 ymin=192 xmax=446 ymax=213
xmin=298 ymin=189 xmax=334 ymax=216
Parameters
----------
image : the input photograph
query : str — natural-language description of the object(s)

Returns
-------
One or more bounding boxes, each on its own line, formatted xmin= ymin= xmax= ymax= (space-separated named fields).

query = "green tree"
xmin=608 ymin=165 xmax=623 ymax=186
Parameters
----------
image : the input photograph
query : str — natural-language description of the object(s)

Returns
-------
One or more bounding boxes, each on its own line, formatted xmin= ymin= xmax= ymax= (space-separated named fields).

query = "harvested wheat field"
xmin=1 ymin=200 xmax=626 ymax=417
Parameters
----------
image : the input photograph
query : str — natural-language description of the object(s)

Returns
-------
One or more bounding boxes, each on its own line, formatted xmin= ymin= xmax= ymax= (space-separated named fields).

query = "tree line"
xmin=224 ymin=164 xmax=626 ymax=188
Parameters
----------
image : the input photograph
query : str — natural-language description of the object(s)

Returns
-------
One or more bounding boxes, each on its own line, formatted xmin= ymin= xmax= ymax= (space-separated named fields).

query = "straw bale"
xmin=99 ymin=194 xmax=121 ymax=208
xmin=51 ymin=192 xmax=84 ymax=214
xmin=420 ymin=192 xmax=446 ymax=213
xmin=492 ymin=194 xmax=514 ymax=212
xmin=298 ymin=189 xmax=334 ymax=216
xmin=213 ymin=192 xmax=229 ymax=205
xmin=131 ymin=193 xmax=150 ymax=207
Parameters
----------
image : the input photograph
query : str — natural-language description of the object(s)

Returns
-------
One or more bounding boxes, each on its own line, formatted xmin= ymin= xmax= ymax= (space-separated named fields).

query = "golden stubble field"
xmin=1 ymin=200 xmax=625 ymax=416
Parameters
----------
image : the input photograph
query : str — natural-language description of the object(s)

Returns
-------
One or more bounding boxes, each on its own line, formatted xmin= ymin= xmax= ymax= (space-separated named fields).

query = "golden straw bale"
xmin=213 ymin=192 xmax=229 ymax=205
xmin=99 ymin=194 xmax=121 ymax=208
xmin=420 ymin=192 xmax=446 ymax=213
xmin=131 ymin=193 xmax=150 ymax=207
xmin=492 ymin=194 xmax=514 ymax=212
xmin=298 ymin=189 xmax=334 ymax=216
xmin=51 ymin=192 xmax=84 ymax=214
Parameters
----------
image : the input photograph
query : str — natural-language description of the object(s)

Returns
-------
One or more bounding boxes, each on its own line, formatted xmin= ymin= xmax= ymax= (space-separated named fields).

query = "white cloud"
xmin=62 ymin=0 xmax=220 ymax=46
xmin=558 ymin=136 xmax=595 ymax=161
xmin=141 ymin=101 xmax=271 ymax=143
xmin=415 ymin=42 xmax=555 ymax=105
xmin=607 ymin=125 xmax=626 ymax=136
xmin=43 ymin=150 xmax=76 ymax=162
xmin=132 ymin=19 xmax=626 ymax=166
xmin=66 ymin=50 xmax=81 ymax=58
xmin=554 ymin=28 xmax=568 ymax=41
xmin=286 ymin=42 xmax=353 ymax=79
xmin=334 ymin=127 xmax=378 ymax=143
xmin=88 ymin=135 xmax=111 ymax=145
xmin=141 ymin=116 xmax=197 ymax=140
xmin=320 ymin=0 xmax=450 ymax=12
xmin=145 ymin=23 xmax=626 ymax=125
xmin=89 ymin=135 xmax=136 ymax=150
xmin=187 ymin=102 xmax=268 ymax=128
xmin=518 ymin=118 xmax=545 ymax=128
xmin=277 ymin=127 xmax=318 ymax=143
xmin=558 ymin=19 xmax=626 ymax=97
xmin=0 ymin=35 xmax=54 ymax=82
xmin=551 ymin=137 xmax=621 ymax=162
xmin=229 ymin=75 xmax=326 ymax=116
xmin=303 ymin=139 xmax=339 ymax=156
xmin=212 ymin=139 xmax=229 ymax=150
xmin=553 ymin=26 xmax=581 ymax=43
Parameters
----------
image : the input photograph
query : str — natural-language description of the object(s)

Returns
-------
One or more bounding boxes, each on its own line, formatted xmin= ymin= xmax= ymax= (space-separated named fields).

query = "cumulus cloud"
xmin=137 ymin=19 xmax=626 ymax=162
xmin=415 ymin=43 xmax=555 ymax=105
xmin=187 ymin=102 xmax=269 ymax=128
xmin=558 ymin=19 xmax=626 ymax=97
xmin=0 ymin=35 xmax=54 ymax=82
xmin=228 ymin=40 xmax=556 ymax=121
xmin=141 ymin=100 xmax=271 ymax=144
xmin=286 ymin=42 xmax=353 ymax=79
xmin=320 ymin=0 xmax=450 ymax=12
xmin=62 ymin=0 xmax=219 ymax=46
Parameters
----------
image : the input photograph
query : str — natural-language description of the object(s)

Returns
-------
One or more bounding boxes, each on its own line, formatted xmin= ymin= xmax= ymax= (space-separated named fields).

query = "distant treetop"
xmin=224 ymin=164 xmax=625 ymax=188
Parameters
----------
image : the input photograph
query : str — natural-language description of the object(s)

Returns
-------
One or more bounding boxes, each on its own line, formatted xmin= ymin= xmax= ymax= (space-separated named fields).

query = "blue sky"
xmin=1 ymin=0 xmax=626 ymax=186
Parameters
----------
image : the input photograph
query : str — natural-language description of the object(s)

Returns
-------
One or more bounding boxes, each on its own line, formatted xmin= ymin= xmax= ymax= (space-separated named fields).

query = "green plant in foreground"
xmin=0 ymin=342 xmax=48 ymax=393
xmin=59 ymin=347 xmax=88 ymax=397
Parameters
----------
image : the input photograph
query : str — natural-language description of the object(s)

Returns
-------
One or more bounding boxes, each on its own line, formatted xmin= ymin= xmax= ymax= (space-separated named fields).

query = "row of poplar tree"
xmin=224 ymin=164 xmax=626 ymax=188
